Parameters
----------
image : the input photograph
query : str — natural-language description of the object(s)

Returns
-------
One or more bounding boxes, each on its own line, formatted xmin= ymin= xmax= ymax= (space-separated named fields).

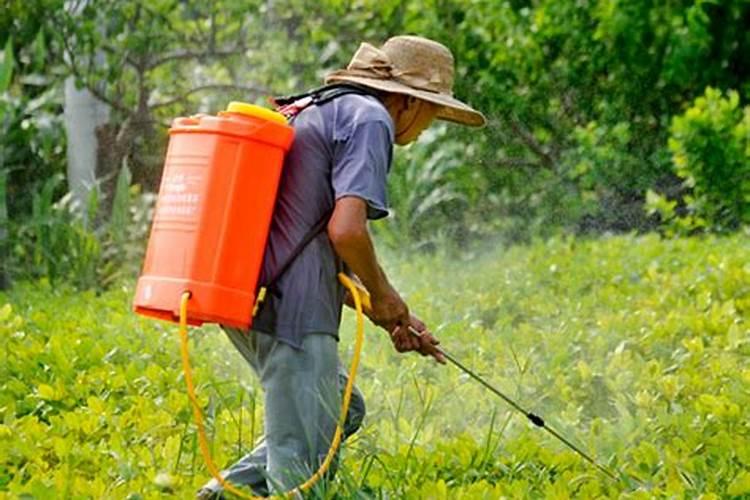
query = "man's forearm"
xmin=327 ymin=197 xmax=391 ymax=299
xmin=328 ymin=197 xmax=415 ymax=336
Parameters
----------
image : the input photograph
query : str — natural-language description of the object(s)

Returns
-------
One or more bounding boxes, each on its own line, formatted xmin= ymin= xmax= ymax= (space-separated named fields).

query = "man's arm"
xmin=328 ymin=196 xmax=445 ymax=362
xmin=327 ymin=197 xmax=407 ymax=329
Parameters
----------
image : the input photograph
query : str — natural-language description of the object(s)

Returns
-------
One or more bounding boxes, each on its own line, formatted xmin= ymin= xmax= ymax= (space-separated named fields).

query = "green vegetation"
xmin=2 ymin=1 xmax=749 ymax=283
xmin=2 ymin=234 xmax=748 ymax=498
xmin=1 ymin=1 xmax=748 ymax=497
xmin=668 ymin=88 xmax=749 ymax=231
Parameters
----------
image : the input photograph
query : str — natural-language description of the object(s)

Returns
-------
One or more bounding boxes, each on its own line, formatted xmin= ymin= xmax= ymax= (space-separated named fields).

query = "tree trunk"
xmin=63 ymin=77 xmax=110 ymax=223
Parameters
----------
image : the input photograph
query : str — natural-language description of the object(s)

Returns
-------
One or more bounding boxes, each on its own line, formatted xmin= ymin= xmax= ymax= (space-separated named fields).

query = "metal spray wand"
xmin=354 ymin=281 xmax=621 ymax=483
xmin=406 ymin=325 xmax=621 ymax=483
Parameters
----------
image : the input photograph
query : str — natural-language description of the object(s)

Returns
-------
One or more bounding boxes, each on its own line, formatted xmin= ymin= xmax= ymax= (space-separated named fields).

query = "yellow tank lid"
xmin=226 ymin=102 xmax=288 ymax=125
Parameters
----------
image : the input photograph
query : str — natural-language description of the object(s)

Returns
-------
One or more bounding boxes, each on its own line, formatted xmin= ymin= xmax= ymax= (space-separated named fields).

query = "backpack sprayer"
xmin=133 ymin=99 xmax=370 ymax=499
xmin=133 ymin=97 xmax=621 ymax=498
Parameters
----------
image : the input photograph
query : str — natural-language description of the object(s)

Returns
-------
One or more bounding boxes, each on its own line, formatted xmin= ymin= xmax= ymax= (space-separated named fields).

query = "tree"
xmin=63 ymin=0 xmax=110 ymax=218
xmin=4 ymin=0 xmax=749 ymax=263
xmin=52 ymin=0 xmax=273 ymax=210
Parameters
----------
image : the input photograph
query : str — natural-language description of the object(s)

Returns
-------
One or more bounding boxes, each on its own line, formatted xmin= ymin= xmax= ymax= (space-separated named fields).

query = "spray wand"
xmin=407 ymin=325 xmax=620 ymax=482
xmin=353 ymin=282 xmax=621 ymax=484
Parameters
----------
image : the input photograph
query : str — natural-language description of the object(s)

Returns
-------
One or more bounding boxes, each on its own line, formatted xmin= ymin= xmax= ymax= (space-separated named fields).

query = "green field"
xmin=2 ymin=233 xmax=749 ymax=499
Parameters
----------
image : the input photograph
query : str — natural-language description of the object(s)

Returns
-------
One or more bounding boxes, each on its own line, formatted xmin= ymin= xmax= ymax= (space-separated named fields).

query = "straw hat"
xmin=325 ymin=36 xmax=486 ymax=127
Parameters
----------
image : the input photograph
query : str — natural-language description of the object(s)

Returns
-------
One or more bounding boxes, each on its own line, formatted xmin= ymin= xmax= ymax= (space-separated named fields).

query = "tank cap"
xmin=226 ymin=102 xmax=288 ymax=125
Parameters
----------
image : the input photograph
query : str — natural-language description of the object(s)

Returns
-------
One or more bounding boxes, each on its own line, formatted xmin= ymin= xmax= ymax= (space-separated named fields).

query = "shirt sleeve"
xmin=331 ymin=119 xmax=393 ymax=220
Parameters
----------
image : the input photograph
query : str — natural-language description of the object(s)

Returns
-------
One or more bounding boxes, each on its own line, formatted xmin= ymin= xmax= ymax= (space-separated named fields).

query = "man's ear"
xmin=382 ymin=93 xmax=408 ymax=116
xmin=405 ymin=96 xmax=420 ymax=109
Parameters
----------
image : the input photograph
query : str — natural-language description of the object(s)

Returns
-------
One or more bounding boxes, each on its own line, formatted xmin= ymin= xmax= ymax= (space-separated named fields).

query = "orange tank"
xmin=133 ymin=103 xmax=294 ymax=328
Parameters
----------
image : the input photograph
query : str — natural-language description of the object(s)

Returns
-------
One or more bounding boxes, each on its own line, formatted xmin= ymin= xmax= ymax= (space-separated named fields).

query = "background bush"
xmin=7 ymin=167 xmax=153 ymax=290
xmin=1 ymin=0 xmax=749 ymax=282
xmin=668 ymin=88 xmax=749 ymax=231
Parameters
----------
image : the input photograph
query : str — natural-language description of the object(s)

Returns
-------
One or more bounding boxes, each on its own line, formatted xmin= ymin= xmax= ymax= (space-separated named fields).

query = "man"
xmin=198 ymin=35 xmax=485 ymax=498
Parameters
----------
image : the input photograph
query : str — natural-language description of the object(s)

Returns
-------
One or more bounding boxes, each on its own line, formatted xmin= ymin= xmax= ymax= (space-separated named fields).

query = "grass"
xmin=1 ymin=232 xmax=749 ymax=498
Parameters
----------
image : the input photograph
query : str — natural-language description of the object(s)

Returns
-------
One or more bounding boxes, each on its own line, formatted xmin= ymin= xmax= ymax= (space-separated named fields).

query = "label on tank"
xmin=156 ymin=171 xmax=204 ymax=219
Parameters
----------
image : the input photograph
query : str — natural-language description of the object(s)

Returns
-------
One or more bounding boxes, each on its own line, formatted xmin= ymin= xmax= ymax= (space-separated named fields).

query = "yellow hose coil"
xmin=178 ymin=272 xmax=366 ymax=498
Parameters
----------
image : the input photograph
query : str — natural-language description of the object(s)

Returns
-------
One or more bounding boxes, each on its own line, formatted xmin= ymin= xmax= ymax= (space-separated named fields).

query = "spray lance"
xmin=350 ymin=281 xmax=623 ymax=484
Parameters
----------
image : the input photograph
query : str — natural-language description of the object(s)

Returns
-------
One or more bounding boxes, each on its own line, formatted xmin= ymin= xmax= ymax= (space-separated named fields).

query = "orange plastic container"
xmin=133 ymin=103 xmax=294 ymax=328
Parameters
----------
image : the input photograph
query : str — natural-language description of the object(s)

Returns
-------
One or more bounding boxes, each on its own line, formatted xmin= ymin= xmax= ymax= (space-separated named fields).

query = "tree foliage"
xmin=251 ymin=0 xmax=749 ymax=239
xmin=667 ymin=88 xmax=749 ymax=231
xmin=50 ymin=0 xmax=274 ymax=193
xmin=0 ymin=1 xmax=67 ymax=220
xmin=1 ymin=0 xmax=748 ymax=284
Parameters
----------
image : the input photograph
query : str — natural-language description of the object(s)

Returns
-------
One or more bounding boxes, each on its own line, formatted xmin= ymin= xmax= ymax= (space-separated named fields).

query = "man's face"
xmin=394 ymin=97 xmax=440 ymax=145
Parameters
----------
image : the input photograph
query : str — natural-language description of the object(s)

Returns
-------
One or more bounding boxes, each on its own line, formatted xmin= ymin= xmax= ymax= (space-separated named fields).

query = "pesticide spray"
xmin=348 ymin=282 xmax=624 ymax=484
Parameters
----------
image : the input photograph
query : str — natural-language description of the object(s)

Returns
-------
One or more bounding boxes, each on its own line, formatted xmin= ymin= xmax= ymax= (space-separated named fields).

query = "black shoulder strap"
xmin=265 ymin=83 xmax=380 ymax=286
xmin=252 ymin=208 xmax=332 ymax=318
xmin=272 ymin=83 xmax=381 ymax=119
xmin=272 ymin=82 xmax=379 ymax=107
xmin=253 ymin=210 xmax=329 ymax=316
xmin=263 ymin=209 xmax=332 ymax=294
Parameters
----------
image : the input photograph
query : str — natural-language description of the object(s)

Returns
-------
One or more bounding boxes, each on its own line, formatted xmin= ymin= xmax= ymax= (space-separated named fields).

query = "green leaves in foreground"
xmin=1 ymin=233 xmax=749 ymax=498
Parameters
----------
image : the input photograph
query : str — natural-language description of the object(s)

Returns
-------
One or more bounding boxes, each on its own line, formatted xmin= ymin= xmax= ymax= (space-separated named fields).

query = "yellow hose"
xmin=178 ymin=272 xmax=366 ymax=499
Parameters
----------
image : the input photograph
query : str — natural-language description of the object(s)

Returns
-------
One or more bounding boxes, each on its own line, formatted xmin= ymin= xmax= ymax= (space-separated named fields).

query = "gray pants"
xmin=200 ymin=328 xmax=366 ymax=496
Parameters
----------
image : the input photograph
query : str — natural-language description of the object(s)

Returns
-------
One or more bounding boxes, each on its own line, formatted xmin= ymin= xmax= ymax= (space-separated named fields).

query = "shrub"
xmin=663 ymin=87 xmax=750 ymax=231
xmin=2 ymin=233 xmax=749 ymax=497
xmin=8 ymin=167 xmax=154 ymax=290
xmin=9 ymin=175 xmax=101 ymax=289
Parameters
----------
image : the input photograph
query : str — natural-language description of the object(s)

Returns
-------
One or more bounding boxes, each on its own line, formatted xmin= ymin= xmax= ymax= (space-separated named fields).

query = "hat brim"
xmin=325 ymin=74 xmax=487 ymax=128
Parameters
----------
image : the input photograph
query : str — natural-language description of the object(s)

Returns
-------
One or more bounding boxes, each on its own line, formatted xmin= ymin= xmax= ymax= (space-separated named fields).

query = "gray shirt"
xmin=251 ymin=93 xmax=394 ymax=348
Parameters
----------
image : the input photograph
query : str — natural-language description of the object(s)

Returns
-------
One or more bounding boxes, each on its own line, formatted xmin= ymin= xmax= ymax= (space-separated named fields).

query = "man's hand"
xmin=343 ymin=280 xmax=445 ymax=364
xmin=368 ymin=283 xmax=409 ymax=333
xmin=388 ymin=313 xmax=446 ymax=364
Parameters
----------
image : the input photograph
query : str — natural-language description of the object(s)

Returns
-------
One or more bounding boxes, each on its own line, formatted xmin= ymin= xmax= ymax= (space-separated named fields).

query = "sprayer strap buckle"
xmin=252 ymin=287 xmax=268 ymax=318
xmin=277 ymin=96 xmax=313 ymax=119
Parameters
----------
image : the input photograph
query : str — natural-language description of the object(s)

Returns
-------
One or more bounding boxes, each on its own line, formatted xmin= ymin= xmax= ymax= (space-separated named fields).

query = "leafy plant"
xmin=644 ymin=188 xmax=707 ymax=237
xmin=9 ymin=175 xmax=100 ymax=288
xmin=0 ymin=168 xmax=8 ymax=290
xmin=0 ymin=35 xmax=9 ymax=289
xmin=665 ymin=87 xmax=750 ymax=231
xmin=97 ymin=167 xmax=155 ymax=288
xmin=375 ymin=127 xmax=475 ymax=250
xmin=2 ymin=233 xmax=748 ymax=497
xmin=0 ymin=23 xmax=68 ymax=222
xmin=8 ymin=168 xmax=153 ymax=290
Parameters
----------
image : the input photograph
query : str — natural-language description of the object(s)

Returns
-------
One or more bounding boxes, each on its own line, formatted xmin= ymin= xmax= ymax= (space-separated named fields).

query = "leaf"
xmin=728 ymin=471 xmax=750 ymax=496
xmin=0 ymin=303 xmax=11 ymax=322
xmin=37 ymin=383 xmax=58 ymax=401
xmin=87 ymin=396 xmax=106 ymax=414
xmin=85 ymin=186 xmax=100 ymax=230
xmin=33 ymin=30 xmax=46 ymax=70
xmin=108 ymin=164 xmax=132 ymax=246
xmin=0 ymin=37 xmax=13 ymax=93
